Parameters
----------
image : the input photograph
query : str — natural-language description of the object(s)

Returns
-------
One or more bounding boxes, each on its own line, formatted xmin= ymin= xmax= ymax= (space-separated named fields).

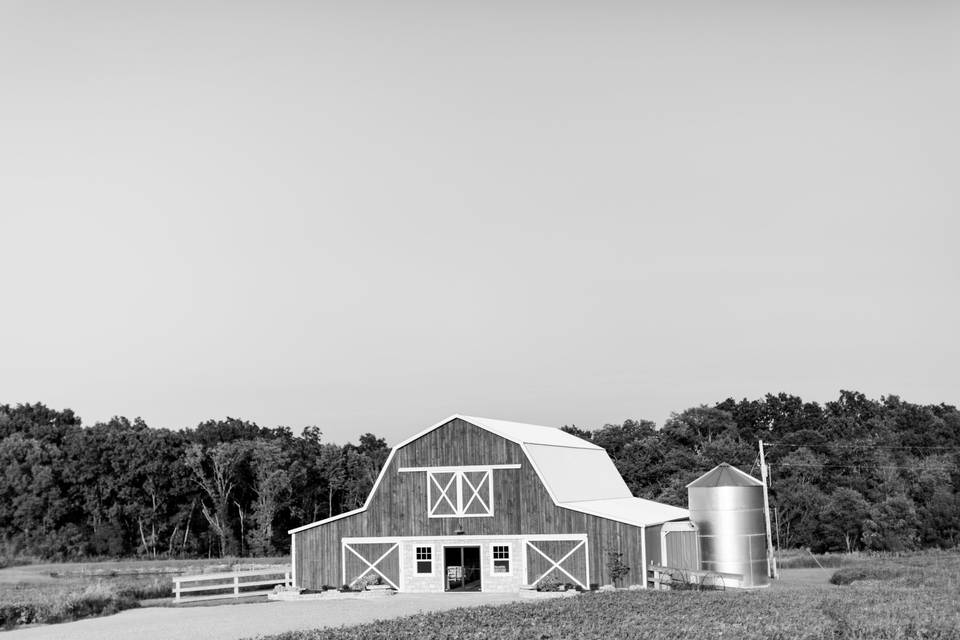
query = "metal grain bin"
xmin=687 ymin=463 xmax=768 ymax=588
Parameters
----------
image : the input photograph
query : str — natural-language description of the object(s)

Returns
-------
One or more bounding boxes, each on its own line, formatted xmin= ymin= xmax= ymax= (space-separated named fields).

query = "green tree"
xmin=662 ymin=406 xmax=737 ymax=449
xmin=185 ymin=442 xmax=248 ymax=557
xmin=862 ymin=495 xmax=920 ymax=551
xmin=0 ymin=433 xmax=71 ymax=556
xmin=319 ymin=443 xmax=347 ymax=518
xmin=248 ymin=441 xmax=291 ymax=556
xmin=816 ymin=487 xmax=870 ymax=552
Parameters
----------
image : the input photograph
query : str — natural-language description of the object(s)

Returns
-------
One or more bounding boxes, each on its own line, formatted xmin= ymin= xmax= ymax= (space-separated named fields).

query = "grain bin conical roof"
xmin=687 ymin=463 xmax=763 ymax=488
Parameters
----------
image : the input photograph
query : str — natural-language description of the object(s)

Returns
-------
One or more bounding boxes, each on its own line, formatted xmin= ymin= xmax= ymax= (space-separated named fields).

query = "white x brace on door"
xmin=524 ymin=537 xmax=588 ymax=589
xmin=342 ymin=540 xmax=400 ymax=589
xmin=427 ymin=469 xmax=492 ymax=517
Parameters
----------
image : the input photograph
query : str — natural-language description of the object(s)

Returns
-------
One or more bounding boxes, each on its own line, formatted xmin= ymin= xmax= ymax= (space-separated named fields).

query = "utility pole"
xmin=759 ymin=440 xmax=778 ymax=579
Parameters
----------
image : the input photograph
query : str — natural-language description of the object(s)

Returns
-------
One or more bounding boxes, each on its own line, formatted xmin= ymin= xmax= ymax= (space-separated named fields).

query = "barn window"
xmin=415 ymin=546 xmax=433 ymax=574
xmin=427 ymin=469 xmax=493 ymax=518
xmin=492 ymin=545 xmax=510 ymax=574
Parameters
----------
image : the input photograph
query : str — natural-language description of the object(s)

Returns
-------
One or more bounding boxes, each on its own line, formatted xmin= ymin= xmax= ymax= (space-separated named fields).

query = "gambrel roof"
xmin=425 ymin=415 xmax=605 ymax=450
xmin=289 ymin=414 xmax=689 ymax=534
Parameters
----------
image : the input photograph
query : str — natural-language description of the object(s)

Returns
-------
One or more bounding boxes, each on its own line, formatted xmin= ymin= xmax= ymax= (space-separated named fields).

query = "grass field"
xmin=0 ymin=556 xmax=288 ymax=629
xmin=3 ymin=553 xmax=957 ymax=637
xmin=259 ymin=552 xmax=960 ymax=640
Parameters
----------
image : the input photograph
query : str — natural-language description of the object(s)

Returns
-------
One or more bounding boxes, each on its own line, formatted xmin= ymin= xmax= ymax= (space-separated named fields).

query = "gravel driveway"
xmin=5 ymin=593 xmax=522 ymax=640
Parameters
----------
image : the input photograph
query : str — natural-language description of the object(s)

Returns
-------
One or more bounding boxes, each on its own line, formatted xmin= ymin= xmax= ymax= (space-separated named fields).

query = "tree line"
xmin=0 ymin=405 xmax=388 ymax=559
xmin=1 ymin=390 xmax=958 ymax=560
xmin=563 ymin=391 xmax=960 ymax=552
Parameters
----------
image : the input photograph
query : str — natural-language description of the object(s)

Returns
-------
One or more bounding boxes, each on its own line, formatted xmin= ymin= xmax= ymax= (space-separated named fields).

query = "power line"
xmin=774 ymin=462 xmax=955 ymax=471
xmin=764 ymin=442 xmax=960 ymax=452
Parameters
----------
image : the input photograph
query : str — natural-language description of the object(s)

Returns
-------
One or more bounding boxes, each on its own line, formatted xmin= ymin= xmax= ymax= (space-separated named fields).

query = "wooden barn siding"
xmin=645 ymin=524 xmax=663 ymax=566
xmin=294 ymin=419 xmax=654 ymax=588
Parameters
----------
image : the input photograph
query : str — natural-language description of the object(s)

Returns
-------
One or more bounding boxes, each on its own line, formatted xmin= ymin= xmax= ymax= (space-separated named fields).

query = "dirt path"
xmin=4 ymin=593 xmax=522 ymax=640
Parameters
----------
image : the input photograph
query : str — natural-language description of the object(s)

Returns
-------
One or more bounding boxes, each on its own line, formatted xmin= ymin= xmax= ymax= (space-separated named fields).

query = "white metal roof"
xmin=562 ymin=497 xmax=690 ymax=527
xmin=393 ymin=414 xmax=603 ymax=450
xmin=524 ymin=443 xmax=632 ymax=502
xmin=289 ymin=414 xmax=688 ymax=534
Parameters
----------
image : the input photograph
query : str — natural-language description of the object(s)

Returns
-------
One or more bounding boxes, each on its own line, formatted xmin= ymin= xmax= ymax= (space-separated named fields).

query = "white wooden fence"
xmin=173 ymin=568 xmax=292 ymax=603
xmin=646 ymin=564 xmax=742 ymax=590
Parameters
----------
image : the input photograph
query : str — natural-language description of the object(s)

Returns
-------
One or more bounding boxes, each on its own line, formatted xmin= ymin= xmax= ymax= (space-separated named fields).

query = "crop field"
xmin=0 ymin=556 xmax=288 ymax=629
xmin=261 ymin=553 xmax=960 ymax=640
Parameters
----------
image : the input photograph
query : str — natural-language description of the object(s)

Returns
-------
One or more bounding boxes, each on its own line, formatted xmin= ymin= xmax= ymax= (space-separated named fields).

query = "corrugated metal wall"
xmin=689 ymin=484 xmax=768 ymax=587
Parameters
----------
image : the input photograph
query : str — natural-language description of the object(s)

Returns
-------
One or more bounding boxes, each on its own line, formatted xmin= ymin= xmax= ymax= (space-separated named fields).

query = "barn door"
xmin=525 ymin=538 xmax=588 ymax=589
xmin=342 ymin=540 xmax=400 ymax=589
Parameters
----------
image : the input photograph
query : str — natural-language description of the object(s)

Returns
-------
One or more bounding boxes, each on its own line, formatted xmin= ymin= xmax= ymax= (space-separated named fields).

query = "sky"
xmin=1 ymin=1 xmax=958 ymax=445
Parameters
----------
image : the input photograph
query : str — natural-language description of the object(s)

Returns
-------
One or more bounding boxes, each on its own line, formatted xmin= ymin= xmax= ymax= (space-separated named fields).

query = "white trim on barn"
xmin=291 ymin=532 xmax=297 ymax=587
xmin=399 ymin=464 xmax=522 ymax=473
xmin=289 ymin=507 xmax=366 ymax=534
xmin=343 ymin=533 xmax=589 ymax=543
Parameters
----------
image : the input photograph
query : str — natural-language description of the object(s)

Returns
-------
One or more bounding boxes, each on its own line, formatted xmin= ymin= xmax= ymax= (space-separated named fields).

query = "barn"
xmin=289 ymin=415 xmax=698 ymax=592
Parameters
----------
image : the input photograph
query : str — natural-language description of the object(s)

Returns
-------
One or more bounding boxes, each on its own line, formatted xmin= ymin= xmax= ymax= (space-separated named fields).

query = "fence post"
xmin=174 ymin=578 xmax=181 ymax=603
xmin=234 ymin=573 xmax=240 ymax=597
xmin=285 ymin=571 xmax=291 ymax=588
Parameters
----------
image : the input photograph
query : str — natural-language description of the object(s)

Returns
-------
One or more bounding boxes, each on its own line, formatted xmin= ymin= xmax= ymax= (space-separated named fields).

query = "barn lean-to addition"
xmin=290 ymin=415 xmax=701 ymax=592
